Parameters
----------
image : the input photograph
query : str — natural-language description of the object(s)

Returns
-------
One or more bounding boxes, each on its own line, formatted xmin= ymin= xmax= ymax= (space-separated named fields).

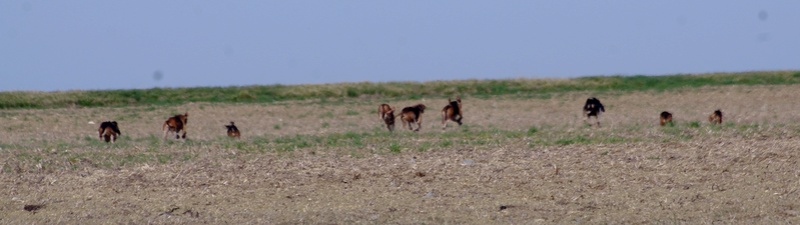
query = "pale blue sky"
xmin=1 ymin=1 xmax=797 ymax=91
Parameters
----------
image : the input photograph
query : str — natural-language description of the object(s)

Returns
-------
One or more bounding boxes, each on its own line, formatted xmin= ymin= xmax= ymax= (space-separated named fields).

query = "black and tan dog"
xmin=583 ymin=97 xmax=605 ymax=127
xmin=659 ymin=111 xmax=673 ymax=126
xmin=162 ymin=112 xmax=188 ymax=140
xmin=400 ymin=104 xmax=426 ymax=132
xmin=98 ymin=121 xmax=121 ymax=143
xmin=226 ymin=121 xmax=241 ymax=138
xmin=708 ymin=109 xmax=723 ymax=125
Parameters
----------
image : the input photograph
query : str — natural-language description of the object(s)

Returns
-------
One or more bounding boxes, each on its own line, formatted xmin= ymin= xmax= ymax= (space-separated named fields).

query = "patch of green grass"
xmin=388 ymin=142 xmax=402 ymax=154
xmin=120 ymin=153 xmax=152 ymax=166
xmin=273 ymin=135 xmax=312 ymax=152
xmin=736 ymin=123 xmax=760 ymax=132
xmin=708 ymin=123 xmax=724 ymax=131
xmin=156 ymin=154 xmax=172 ymax=164
xmin=15 ymin=151 xmax=43 ymax=162
xmin=527 ymin=126 xmax=539 ymax=135
xmin=0 ymin=143 xmax=19 ymax=150
xmin=321 ymin=132 xmax=367 ymax=147
xmin=416 ymin=142 xmax=432 ymax=152
xmin=115 ymin=112 xmax=141 ymax=121
xmin=84 ymin=136 xmax=97 ymax=142
xmin=343 ymin=132 xmax=365 ymax=147
xmin=688 ymin=121 xmax=701 ymax=128
xmin=552 ymin=133 xmax=626 ymax=146
xmin=603 ymin=136 xmax=626 ymax=144
xmin=43 ymin=140 xmax=71 ymax=151
xmin=320 ymin=111 xmax=334 ymax=118
xmin=555 ymin=136 xmax=590 ymax=145
xmin=438 ymin=140 xmax=453 ymax=148
xmin=181 ymin=152 xmax=195 ymax=161
xmin=459 ymin=124 xmax=472 ymax=133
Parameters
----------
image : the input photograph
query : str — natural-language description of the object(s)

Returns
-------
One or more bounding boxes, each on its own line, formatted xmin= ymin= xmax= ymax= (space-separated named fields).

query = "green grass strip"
xmin=2 ymin=71 xmax=798 ymax=109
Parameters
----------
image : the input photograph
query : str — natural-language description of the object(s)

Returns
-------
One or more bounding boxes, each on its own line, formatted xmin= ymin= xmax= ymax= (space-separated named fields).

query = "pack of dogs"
xmin=375 ymin=97 xmax=464 ymax=133
xmin=97 ymin=97 xmax=725 ymax=143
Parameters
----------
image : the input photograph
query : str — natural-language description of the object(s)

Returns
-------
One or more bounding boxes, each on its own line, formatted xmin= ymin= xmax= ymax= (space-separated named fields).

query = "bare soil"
xmin=2 ymin=85 xmax=800 ymax=224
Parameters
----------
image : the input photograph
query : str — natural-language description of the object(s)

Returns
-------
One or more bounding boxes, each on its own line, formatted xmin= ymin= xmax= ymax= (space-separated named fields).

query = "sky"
xmin=1 ymin=1 xmax=798 ymax=92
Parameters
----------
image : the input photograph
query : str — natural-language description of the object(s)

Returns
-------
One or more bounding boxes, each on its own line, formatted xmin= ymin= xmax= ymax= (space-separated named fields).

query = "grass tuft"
xmin=388 ymin=142 xmax=402 ymax=153
xmin=527 ymin=126 xmax=539 ymax=135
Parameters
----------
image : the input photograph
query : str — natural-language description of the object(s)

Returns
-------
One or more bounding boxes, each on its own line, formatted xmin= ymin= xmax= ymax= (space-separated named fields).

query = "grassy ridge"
xmin=2 ymin=70 xmax=798 ymax=109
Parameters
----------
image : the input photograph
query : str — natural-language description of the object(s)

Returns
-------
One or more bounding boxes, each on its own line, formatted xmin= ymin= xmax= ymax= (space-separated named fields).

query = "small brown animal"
xmin=163 ymin=112 xmax=188 ymax=140
xmin=441 ymin=97 xmax=463 ymax=129
xmin=98 ymin=121 xmax=121 ymax=143
xmin=226 ymin=121 xmax=241 ymax=138
xmin=399 ymin=104 xmax=426 ymax=132
xmin=583 ymin=97 xmax=605 ymax=127
xmin=378 ymin=103 xmax=396 ymax=132
xmin=709 ymin=109 xmax=723 ymax=124
xmin=23 ymin=204 xmax=44 ymax=213
xmin=659 ymin=111 xmax=673 ymax=126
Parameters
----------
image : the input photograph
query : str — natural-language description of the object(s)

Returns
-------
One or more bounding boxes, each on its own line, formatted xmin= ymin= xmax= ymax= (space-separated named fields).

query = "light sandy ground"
xmin=1 ymin=84 xmax=800 ymax=224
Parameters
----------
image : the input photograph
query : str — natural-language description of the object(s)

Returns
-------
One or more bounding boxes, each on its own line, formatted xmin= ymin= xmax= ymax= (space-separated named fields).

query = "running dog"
xmin=226 ymin=121 xmax=241 ymax=138
xmin=441 ymin=97 xmax=463 ymax=129
xmin=583 ymin=97 xmax=605 ymax=127
xmin=399 ymin=104 xmax=426 ymax=132
xmin=378 ymin=103 xmax=396 ymax=132
xmin=708 ymin=109 xmax=723 ymax=125
xmin=163 ymin=112 xmax=188 ymax=140
xmin=659 ymin=111 xmax=673 ymax=126
xmin=98 ymin=121 xmax=121 ymax=143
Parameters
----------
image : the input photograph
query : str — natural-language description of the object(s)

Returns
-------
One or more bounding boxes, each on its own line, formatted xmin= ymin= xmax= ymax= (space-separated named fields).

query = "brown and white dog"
xmin=163 ymin=112 xmax=188 ymax=141
xmin=659 ymin=111 xmax=673 ymax=126
xmin=378 ymin=103 xmax=396 ymax=132
xmin=226 ymin=121 xmax=241 ymax=138
xmin=441 ymin=97 xmax=463 ymax=129
xmin=400 ymin=104 xmax=426 ymax=132
xmin=708 ymin=109 xmax=723 ymax=125
xmin=98 ymin=121 xmax=121 ymax=143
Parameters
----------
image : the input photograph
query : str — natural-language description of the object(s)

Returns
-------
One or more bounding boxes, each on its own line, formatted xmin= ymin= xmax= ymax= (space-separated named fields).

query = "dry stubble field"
xmin=2 ymin=84 xmax=800 ymax=224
